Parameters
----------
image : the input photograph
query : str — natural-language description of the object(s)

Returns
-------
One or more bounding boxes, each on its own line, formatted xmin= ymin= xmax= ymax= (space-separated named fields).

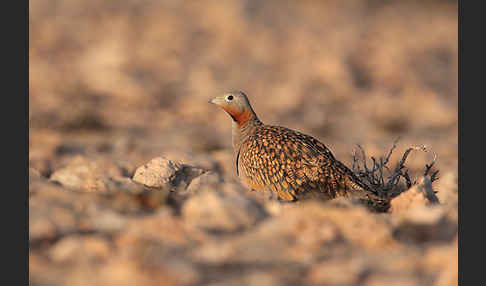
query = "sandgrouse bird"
xmin=209 ymin=91 xmax=388 ymax=209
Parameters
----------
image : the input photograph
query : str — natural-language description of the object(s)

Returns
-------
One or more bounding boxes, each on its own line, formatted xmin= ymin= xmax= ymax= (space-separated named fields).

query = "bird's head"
xmin=209 ymin=91 xmax=257 ymax=125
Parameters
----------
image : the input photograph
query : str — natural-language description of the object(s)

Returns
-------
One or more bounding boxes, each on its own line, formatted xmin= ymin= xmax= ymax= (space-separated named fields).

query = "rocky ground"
xmin=30 ymin=1 xmax=458 ymax=285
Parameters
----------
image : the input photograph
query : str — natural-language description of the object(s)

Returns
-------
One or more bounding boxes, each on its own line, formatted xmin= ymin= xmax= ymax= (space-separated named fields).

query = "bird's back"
xmin=237 ymin=124 xmax=383 ymax=202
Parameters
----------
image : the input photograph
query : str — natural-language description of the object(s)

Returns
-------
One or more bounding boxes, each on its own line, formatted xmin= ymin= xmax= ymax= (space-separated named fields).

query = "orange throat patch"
xmin=223 ymin=107 xmax=253 ymax=126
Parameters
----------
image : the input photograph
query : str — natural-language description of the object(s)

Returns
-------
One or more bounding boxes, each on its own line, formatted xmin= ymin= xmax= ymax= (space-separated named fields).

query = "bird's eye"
xmin=227 ymin=95 xmax=234 ymax=101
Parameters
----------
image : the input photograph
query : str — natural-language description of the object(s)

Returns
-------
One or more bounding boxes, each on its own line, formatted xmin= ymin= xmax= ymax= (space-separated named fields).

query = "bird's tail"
xmin=339 ymin=162 xmax=391 ymax=211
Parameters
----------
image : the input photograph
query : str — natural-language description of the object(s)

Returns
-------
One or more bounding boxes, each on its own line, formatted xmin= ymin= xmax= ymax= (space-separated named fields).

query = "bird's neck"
xmin=231 ymin=110 xmax=262 ymax=151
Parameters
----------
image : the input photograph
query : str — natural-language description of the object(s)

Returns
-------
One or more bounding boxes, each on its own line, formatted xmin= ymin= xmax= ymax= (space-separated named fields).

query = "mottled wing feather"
xmin=239 ymin=125 xmax=380 ymax=201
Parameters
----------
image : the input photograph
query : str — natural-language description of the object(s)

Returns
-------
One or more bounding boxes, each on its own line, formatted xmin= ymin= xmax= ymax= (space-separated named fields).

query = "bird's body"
xmin=210 ymin=91 xmax=388 ymax=206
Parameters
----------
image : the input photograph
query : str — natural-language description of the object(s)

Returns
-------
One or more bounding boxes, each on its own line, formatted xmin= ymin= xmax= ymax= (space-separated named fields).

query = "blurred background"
xmin=29 ymin=0 xmax=457 ymax=177
xmin=29 ymin=1 xmax=458 ymax=285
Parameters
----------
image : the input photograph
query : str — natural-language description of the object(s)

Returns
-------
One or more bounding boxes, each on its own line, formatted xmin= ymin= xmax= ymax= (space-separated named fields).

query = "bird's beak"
xmin=208 ymin=96 xmax=225 ymax=106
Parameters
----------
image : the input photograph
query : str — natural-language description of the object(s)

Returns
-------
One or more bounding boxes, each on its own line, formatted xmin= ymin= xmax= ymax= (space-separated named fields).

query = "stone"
xmin=182 ymin=182 xmax=268 ymax=233
xmin=307 ymin=258 xmax=367 ymax=285
xmin=132 ymin=156 xmax=207 ymax=192
xmin=390 ymin=176 xmax=440 ymax=214
xmin=49 ymin=235 xmax=112 ymax=263
xmin=185 ymin=171 xmax=222 ymax=195
xmin=132 ymin=157 xmax=184 ymax=189
xmin=29 ymin=184 xmax=129 ymax=245
xmin=392 ymin=205 xmax=457 ymax=244
xmin=29 ymin=167 xmax=42 ymax=182
xmin=193 ymin=201 xmax=394 ymax=266
xmin=49 ymin=155 xmax=143 ymax=194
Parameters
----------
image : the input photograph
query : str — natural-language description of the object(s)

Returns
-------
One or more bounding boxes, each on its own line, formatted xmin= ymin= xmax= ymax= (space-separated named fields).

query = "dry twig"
xmin=352 ymin=138 xmax=439 ymax=200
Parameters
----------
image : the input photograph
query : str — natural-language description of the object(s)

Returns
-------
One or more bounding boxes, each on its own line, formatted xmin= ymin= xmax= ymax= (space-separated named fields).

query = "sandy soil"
xmin=29 ymin=1 xmax=458 ymax=285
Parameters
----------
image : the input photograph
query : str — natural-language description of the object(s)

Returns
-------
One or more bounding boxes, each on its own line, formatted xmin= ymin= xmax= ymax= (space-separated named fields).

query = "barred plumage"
xmin=210 ymin=91 xmax=388 ymax=206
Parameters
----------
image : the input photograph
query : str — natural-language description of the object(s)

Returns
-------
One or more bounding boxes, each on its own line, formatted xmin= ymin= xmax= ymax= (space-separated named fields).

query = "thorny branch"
xmin=352 ymin=138 xmax=439 ymax=199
